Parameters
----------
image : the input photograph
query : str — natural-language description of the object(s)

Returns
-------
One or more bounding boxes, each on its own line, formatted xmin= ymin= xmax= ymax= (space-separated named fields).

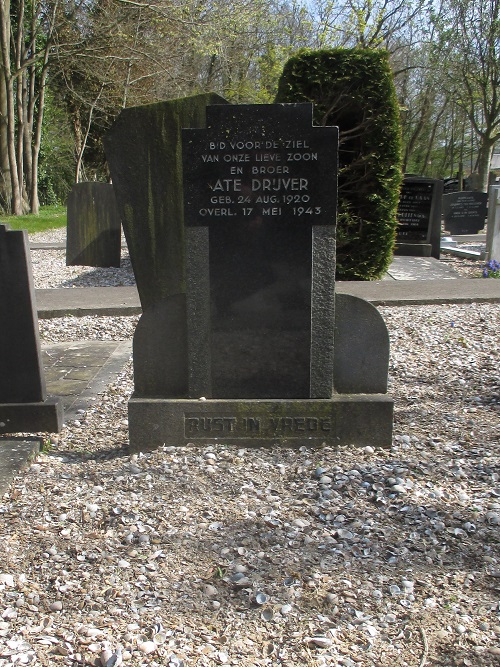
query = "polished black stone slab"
xmin=0 ymin=225 xmax=63 ymax=432
xmin=66 ymin=182 xmax=121 ymax=268
xmin=396 ymin=177 xmax=443 ymax=258
xmin=443 ymin=191 xmax=488 ymax=234
xmin=0 ymin=225 xmax=47 ymax=403
xmin=183 ymin=104 xmax=338 ymax=400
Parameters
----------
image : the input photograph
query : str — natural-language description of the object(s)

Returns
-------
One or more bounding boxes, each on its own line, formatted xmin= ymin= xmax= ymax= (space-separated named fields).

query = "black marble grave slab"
xmin=105 ymin=95 xmax=393 ymax=452
xmin=183 ymin=104 xmax=338 ymax=400
xmin=443 ymin=191 xmax=488 ymax=234
xmin=66 ymin=182 xmax=121 ymax=267
xmin=0 ymin=225 xmax=45 ymax=403
xmin=0 ymin=225 xmax=63 ymax=433
xmin=396 ymin=177 xmax=443 ymax=258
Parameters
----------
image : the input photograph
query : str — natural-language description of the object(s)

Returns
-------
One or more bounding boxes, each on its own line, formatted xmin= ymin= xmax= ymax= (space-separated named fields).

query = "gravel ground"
xmin=28 ymin=229 xmax=488 ymax=287
xmin=0 ymin=231 xmax=498 ymax=667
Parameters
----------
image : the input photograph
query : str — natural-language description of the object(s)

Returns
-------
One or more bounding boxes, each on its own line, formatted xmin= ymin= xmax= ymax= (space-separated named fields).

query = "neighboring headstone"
xmin=395 ymin=177 xmax=443 ymax=258
xmin=487 ymin=185 xmax=500 ymax=260
xmin=443 ymin=177 xmax=460 ymax=193
xmin=443 ymin=191 xmax=488 ymax=235
xmin=464 ymin=172 xmax=481 ymax=191
xmin=66 ymin=182 xmax=121 ymax=267
xmin=0 ymin=225 xmax=63 ymax=433
xmin=105 ymin=97 xmax=393 ymax=451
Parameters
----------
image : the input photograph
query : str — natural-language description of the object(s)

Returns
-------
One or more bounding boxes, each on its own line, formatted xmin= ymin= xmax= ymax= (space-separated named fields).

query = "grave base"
xmin=394 ymin=243 xmax=432 ymax=257
xmin=0 ymin=398 xmax=63 ymax=434
xmin=128 ymin=395 xmax=393 ymax=452
xmin=445 ymin=223 xmax=485 ymax=236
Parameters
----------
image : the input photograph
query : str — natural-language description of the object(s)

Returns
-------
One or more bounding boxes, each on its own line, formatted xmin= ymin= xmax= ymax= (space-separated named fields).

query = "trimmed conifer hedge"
xmin=275 ymin=48 xmax=403 ymax=280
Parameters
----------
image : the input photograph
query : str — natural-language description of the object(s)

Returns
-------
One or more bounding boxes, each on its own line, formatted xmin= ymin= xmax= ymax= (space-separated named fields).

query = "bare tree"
xmin=436 ymin=0 xmax=500 ymax=191
xmin=310 ymin=0 xmax=428 ymax=52
xmin=0 ymin=0 xmax=59 ymax=213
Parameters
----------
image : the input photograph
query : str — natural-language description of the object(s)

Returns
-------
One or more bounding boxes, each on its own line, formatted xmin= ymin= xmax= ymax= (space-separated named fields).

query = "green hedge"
xmin=275 ymin=48 xmax=403 ymax=280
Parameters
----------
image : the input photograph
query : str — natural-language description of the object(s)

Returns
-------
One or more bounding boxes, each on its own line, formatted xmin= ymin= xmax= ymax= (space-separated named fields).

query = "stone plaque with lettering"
xmin=443 ymin=191 xmax=487 ymax=234
xmin=397 ymin=179 xmax=435 ymax=241
xmin=183 ymin=104 xmax=338 ymax=400
xmin=105 ymin=96 xmax=393 ymax=452
xmin=396 ymin=177 xmax=443 ymax=258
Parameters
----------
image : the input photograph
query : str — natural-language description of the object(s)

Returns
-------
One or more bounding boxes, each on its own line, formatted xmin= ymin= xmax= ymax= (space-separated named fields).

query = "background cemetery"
xmin=2 ymin=0 xmax=500 ymax=216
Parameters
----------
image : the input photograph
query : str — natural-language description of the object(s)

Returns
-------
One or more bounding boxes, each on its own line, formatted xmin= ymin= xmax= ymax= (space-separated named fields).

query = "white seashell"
xmin=0 ymin=574 xmax=15 ymax=587
xmin=102 ymin=647 xmax=122 ymax=666
xmin=337 ymin=529 xmax=354 ymax=540
xmin=118 ymin=560 xmax=130 ymax=569
xmin=138 ymin=640 xmax=156 ymax=654
xmin=49 ymin=601 xmax=63 ymax=611
xmin=100 ymin=649 xmax=113 ymax=665
xmin=306 ymin=636 xmax=332 ymax=648
xmin=261 ymin=608 xmax=274 ymax=622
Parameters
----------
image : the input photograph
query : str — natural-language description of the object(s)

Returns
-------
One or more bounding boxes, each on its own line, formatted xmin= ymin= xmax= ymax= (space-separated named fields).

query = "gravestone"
xmin=443 ymin=191 xmax=487 ymax=235
xmin=487 ymin=186 xmax=500 ymax=260
xmin=66 ymin=182 xmax=122 ymax=267
xmin=396 ymin=177 xmax=443 ymax=259
xmin=0 ymin=225 xmax=63 ymax=433
xmin=104 ymin=96 xmax=393 ymax=451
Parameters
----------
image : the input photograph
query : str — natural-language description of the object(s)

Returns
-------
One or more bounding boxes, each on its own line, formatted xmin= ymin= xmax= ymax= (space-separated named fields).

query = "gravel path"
xmin=0 ymin=231 xmax=498 ymax=666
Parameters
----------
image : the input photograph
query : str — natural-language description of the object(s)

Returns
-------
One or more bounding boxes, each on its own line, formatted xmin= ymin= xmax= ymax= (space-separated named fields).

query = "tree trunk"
xmin=0 ymin=0 xmax=22 ymax=215
xmin=476 ymin=137 xmax=495 ymax=193
xmin=0 ymin=46 xmax=11 ymax=212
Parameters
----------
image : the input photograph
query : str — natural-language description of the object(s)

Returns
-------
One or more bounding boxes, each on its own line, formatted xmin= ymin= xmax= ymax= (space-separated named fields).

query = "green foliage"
xmin=38 ymin=92 xmax=74 ymax=205
xmin=275 ymin=48 xmax=403 ymax=280
xmin=0 ymin=206 xmax=67 ymax=233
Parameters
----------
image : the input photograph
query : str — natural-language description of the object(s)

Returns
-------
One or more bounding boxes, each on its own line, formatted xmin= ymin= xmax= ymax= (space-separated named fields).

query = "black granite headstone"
xmin=183 ymin=104 xmax=337 ymax=400
xmin=443 ymin=191 xmax=488 ymax=234
xmin=0 ymin=225 xmax=63 ymax=433
xmin=66 ymin=182 xmax=122 ymax=267
xmin=396 ymin=177 xmax=443 ymax=258
xmin=104 ymin=96 xmax=394 ymax=451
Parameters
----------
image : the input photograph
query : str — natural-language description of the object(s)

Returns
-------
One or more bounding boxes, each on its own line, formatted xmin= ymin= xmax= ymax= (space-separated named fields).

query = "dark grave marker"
xmin=396 ymin=177 xmax=443 ymax=258
xmin=104 ymin=96 xmax=393 ymax=451
xmin=443 ymin=191 xmax=488 ymax=235
xmin=66 ymin=182 xmax=121 ymax=267
xmin=0 ymin=225 xmax=63 ymax=433
xmin=183 ymin=103 xmax=337 ymax=399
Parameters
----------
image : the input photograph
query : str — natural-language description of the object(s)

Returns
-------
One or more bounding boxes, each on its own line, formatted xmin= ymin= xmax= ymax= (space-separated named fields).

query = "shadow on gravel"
xmin=60 ymin=257 xmax=136 ymax=288
xmin=46 ymin=444 xmax=129 ymax=463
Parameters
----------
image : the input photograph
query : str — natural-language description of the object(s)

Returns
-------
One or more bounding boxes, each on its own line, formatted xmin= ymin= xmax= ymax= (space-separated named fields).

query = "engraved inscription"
xmin=183 ymin=104 xmax=338 ymax=226
xmin=396 ymin=182 xmax=434 ymax=241
xmin=184 ymin=413 xmax=333 ymax=438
